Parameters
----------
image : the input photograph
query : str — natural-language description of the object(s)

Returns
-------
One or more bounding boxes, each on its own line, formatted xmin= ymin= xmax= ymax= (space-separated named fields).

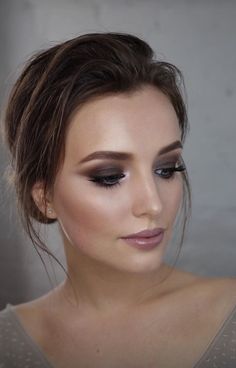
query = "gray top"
xmin=0 ymin=303 xmax=236 ymax=367
xmin=0 ymin=305 xmax=53 ymax=368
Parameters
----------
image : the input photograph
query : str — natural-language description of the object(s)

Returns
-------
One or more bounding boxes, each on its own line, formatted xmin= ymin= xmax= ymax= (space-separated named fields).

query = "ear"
xmin=31 ymin=182 xmax=57 ymax=220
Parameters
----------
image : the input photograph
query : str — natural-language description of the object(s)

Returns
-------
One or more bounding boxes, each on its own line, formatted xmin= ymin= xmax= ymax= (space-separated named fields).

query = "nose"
xmin=131 ymin=171 xmax=163 ymax=219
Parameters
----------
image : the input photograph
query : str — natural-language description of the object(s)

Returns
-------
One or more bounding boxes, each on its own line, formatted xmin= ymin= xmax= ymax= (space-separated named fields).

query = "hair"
xmin=2 ymin=32 xmax=191 ymax=275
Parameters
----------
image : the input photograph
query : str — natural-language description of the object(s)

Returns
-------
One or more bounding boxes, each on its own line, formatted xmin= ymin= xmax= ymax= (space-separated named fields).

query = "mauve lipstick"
xmin=121 ymin=228 xmax=164 ymax=250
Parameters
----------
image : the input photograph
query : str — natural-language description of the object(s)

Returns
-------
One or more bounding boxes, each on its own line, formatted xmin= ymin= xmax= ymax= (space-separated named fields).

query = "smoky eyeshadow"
xmin=153 ymin=153 xmax=183 ymax=167
xmin=82 ymin=165 xmax=124 ymax=177
xmin=79 ymin=152 xmax=183 ymax=175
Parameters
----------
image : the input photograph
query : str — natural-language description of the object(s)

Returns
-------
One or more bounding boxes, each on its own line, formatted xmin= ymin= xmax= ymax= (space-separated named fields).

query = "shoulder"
xmin=169 ymin=266 xmax=236 ymax=296
xmin=165 ymin=267 xmax=236 ymax=314
xmin=177 ymin=272 xmax=236 ymax=326
xmin=0 ymin=304 xmax=54 ymax=367
xmin=0 ymin=307 xmax=11 ymax=365
xmin=10 ymin=288 xmax=64 ymax=351
xmin=192 ymin=275 xmax=236 ymax=308
xmin=0 ymin=305 xmax=28 ymax=365
xmin=145 ymin=270 xmax=236 ymax=367
xmin=186 ymin=277 xmax=236 ymax=366
xmin=171 ymin=271 xmax=236 ymax=345
xmin=0 ymin=305 xmax=16 ymax=342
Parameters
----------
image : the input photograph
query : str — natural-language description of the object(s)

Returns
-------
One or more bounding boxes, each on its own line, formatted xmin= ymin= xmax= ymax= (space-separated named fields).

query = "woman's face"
xmin=51 ymin=86 xmax=184 ymax=274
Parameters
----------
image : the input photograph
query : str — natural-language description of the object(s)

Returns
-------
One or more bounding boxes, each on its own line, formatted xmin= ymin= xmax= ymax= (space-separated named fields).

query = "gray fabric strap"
xmin=194 ymin=304 xmax=236 ymax=367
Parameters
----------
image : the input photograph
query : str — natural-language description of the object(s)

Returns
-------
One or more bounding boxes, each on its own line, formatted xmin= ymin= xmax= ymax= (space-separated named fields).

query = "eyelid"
xmin=153 ymin=161 xmax=183 ymax=172
xmin=82 ymin=153 xmax=183 ymax=175
xmin=155 ymin=152 xmax=183 ymax=164
xmin=88 ymin=168 xmax=124 ymax=177
xmin=81 ymin=164 xmax=124 ymax=175
xmin=156 ymin=161 xmax=182 ymax=169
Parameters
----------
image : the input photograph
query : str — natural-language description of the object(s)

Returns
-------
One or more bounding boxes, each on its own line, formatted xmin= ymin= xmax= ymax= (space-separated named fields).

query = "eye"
xmin=88 ymin=173 xmax=125 ymax=189
xmin=155 ymin=164 xmax=186 ymax=180
xmin=87 ymin=161 xmax=186 ymax=189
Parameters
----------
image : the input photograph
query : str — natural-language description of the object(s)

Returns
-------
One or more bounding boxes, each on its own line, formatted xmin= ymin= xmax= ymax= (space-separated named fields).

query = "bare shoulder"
xmin=12 ymin=287 xmax=62 ymax=344
xmin=13 ymin=282 xmax=64 ymax=315
xmin=176 ymin=269 xmax=236 ymax=318
xmin=202 ymin=276 xmax=236 ymax=312
xmin=13 ymin=292 xmax=53 ymax=318
xmin=172 ymin=265 xmax=236 ymax=291
xmin=165 ymin=266 xmax=236 ymax=312
xmin=192 ymin=275 xmax=236 ymax=304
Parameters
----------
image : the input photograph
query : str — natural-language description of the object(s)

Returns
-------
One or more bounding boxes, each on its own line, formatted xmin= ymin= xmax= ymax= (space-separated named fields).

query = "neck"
xmin=61 ymin=244 xmax=174 ymax=314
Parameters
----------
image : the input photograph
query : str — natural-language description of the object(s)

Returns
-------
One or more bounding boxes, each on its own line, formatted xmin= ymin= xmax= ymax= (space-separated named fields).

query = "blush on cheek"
xmin=56 ymin=189 xmax=120 ymax=250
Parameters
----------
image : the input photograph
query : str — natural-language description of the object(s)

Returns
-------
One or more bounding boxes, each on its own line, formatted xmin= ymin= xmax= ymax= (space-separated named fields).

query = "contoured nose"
xmin=131 ymin=171 xmax=163 ymax=219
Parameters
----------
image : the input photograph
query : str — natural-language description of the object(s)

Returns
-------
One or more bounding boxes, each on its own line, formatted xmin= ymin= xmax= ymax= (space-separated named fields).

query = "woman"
xmin=0 ymin=32 xmax=235 ymax=368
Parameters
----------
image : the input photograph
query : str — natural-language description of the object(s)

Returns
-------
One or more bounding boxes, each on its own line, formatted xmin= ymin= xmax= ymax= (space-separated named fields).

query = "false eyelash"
xmin=161 ymin=164 xmax=186 ymax=174
xmin=154 ymin=164 xmax=186 ymax=180
xmin=89 ymin=173 xmax=125 ymax=189
xmin=88 ymin=165 xmax=186 ymax=189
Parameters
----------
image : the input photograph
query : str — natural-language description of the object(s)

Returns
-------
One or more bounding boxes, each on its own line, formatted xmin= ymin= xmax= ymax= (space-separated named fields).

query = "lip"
xmin=121 ymin=228 xmax=164 ymax=239
xmin=122 ymin=228 xmax=164 ymax=250
xmin=121 ymin=230 xmax=164 ymax=250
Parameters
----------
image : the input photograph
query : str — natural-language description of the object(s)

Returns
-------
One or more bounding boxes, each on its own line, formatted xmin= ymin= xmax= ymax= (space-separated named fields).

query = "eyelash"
xmin=88 ymin=164 xmax=186 ymax=189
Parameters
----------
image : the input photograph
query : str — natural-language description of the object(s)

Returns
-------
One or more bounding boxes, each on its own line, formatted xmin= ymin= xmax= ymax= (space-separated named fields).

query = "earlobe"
xmin=31 ymin=182 xmax=57 ymax=219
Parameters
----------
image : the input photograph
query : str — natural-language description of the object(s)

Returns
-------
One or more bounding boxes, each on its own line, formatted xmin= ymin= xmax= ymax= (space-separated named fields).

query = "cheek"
xmin=53 ymin=181 xmax=125 ymax=245
xmin=161 ymin=178 xmax=183 ymax=223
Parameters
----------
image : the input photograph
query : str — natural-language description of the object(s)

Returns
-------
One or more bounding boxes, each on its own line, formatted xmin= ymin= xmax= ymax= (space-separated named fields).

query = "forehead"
xmin=65 ymin=86 xmax=180 ymax=161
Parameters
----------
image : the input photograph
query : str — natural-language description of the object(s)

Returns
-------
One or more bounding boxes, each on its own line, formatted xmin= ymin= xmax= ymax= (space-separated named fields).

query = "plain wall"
xmin=0 ymin=0 xmax=235 ymax=309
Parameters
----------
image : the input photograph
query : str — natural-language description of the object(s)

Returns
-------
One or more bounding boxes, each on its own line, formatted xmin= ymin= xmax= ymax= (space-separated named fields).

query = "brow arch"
xmin=79 ymin=140 xmax=183 ymax=164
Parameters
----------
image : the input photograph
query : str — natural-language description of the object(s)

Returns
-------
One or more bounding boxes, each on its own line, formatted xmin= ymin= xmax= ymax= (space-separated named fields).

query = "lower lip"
xmin=121 ymin=232 xmax=164 ymax=250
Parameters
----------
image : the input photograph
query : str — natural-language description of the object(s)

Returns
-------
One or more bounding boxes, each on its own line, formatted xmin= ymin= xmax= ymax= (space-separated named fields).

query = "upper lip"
xmin=121 ymin=228 xmax=164 ymax=239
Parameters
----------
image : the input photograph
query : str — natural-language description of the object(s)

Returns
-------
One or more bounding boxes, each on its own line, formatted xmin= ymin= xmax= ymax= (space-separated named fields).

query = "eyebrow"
xmin=78 ymin=140 xmax=183 ymax=164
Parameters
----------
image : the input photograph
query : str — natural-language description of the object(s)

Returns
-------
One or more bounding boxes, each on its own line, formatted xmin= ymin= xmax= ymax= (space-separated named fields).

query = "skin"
xmin=20 ymin=85 xmax=236 ymax=367
xmin=47 ymin=85 xmax=184 ymax=311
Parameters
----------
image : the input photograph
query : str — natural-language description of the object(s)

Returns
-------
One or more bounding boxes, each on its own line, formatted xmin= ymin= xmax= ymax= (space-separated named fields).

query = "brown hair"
xmin=3 ymin=32 xmax=191 ymax=268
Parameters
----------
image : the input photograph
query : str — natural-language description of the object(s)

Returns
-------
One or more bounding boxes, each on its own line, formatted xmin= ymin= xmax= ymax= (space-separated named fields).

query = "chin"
xmin=115 ymin=255 xmax=164 ymax=275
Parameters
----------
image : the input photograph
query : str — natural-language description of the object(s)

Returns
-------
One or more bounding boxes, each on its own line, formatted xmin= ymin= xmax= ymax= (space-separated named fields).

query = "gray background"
xmin=0 ymin=0 xmax=235 ymax=310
